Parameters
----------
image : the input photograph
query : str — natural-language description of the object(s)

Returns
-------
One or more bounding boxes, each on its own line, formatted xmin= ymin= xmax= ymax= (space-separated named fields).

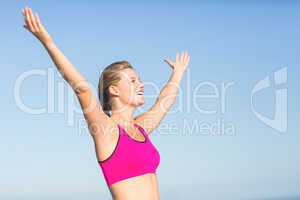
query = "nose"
xmin=139 ymin=81 xmax=144 ymax=90
xmin=139 ymin=83 xmax=144 ymax=90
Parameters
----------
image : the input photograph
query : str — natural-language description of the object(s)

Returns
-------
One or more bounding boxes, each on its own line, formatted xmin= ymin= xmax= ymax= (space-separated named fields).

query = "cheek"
xmin=119 ymin=84 xmax=135 ymax=101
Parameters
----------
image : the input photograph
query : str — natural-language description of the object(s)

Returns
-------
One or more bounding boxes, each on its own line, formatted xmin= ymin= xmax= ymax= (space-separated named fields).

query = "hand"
xmin=164 ymin=51 xmax=190 ymax=73
xmin=22 ymin=6 xmax=52 ymax=45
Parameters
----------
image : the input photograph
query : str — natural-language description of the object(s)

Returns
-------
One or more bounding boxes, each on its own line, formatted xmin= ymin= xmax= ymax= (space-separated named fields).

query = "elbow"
xmin=72 ymin=80 xmax=91 ymax=94
xmin=159 ymin=96 xmax=177 ymax=112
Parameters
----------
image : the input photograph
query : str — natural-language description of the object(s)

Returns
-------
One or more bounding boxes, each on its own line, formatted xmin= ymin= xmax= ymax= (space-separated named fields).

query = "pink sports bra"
xmin=98 ymin=123 xmax=160 ymax=187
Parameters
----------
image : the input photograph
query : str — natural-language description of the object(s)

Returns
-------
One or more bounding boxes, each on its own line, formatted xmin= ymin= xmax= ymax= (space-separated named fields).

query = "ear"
xmin=108 ymin=85 xmax=120 ymax=96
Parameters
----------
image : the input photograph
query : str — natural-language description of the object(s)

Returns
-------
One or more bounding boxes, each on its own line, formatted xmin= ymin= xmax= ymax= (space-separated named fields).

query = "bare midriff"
xmin=109 ymin=173 xmax=160 ymax=200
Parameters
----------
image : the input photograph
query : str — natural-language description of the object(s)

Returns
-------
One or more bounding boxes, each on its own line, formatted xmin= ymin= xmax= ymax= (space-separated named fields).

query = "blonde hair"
xmin=98 ymin=61 xmax=134 ymax=117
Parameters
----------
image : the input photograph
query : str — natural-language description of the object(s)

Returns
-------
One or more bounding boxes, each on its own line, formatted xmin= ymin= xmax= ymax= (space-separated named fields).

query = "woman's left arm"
xmin=134 ymin=52 xmax=190 ymax=134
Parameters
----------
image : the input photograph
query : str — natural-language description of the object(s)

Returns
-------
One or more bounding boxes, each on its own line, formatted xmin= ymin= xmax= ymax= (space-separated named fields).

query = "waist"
xmin=110 ymin=173 xmax=160 ymax=200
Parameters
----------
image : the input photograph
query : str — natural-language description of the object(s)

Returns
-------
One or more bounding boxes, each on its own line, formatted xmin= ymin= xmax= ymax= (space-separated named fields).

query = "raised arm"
xmin=21 ymin=7 xmax=115 ymax=141
xmin=22 ymin=7 xmax=90 ymax=93
xmin=134 ymin=52 xmax=190 ymax=134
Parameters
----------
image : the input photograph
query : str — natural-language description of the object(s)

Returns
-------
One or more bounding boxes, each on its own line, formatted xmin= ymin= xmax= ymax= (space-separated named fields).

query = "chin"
xmin=134 ymin=100 xmax=145 ymax=107
xmin=132 ymin=95 xmax=145 ymax=107
xmin=137 ymin=101 xmax=145 ymax=107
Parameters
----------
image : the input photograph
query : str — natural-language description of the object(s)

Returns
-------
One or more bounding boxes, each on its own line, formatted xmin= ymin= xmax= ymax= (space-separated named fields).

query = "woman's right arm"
xmin=21 ymin=7 xmax=115 ymax=141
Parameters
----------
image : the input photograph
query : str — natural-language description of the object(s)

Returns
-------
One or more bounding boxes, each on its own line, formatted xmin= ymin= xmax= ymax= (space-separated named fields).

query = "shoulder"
xmin=134 ymin=120 xmax=152 ymax=135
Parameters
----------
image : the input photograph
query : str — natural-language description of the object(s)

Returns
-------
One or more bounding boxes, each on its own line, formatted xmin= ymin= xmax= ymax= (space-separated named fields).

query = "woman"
xmin=21 ymin=6 xmax=190 ymax=200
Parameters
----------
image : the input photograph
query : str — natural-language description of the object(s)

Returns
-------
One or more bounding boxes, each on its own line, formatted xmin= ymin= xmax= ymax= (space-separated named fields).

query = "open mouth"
xmin=137 ymin=91 xmax=144 ymax=95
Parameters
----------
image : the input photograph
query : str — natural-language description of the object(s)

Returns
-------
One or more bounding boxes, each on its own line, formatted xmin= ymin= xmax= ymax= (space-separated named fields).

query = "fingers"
xmin=23 ymin=24 xmax=29 ymax=30
xmin=165 ymin=51 xmax=190 ymax=72
xmin=22 ymin=6 xmax=39 ymax=32
xmin=180 ymin=52 xmax=185 ymax=62
xmin=186 ymin=53 xmax=190 ymax=65
xmin=164 ymin=59 xmax=174 ymax=68
xmin=176 ymin=52 xmax=180 ymax=63
xmin=171 ymin=51 xmax=190 ymax=63
xmin=34 ymin=12 xmax=42 ymax=29
xmin=29 ymin=8 xmax=39 ymax=31
xmin=183 ymin=51 xmax=190 ymax=64
xmin=177 ymin=51 xmax=190 ymax=64
xmin=183 ymin=51 xmax=188 ymax=61
xmin=24 ymin=7 xmax=34 ymax=31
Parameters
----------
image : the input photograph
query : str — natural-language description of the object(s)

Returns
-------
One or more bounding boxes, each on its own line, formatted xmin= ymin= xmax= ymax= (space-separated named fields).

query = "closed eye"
xmin=130 ymin=76 xmax=142 ymax=83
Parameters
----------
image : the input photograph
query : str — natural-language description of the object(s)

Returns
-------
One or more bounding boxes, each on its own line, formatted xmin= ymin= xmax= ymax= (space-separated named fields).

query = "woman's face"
xmin=115 ymin=68 xmax=145 ymax=108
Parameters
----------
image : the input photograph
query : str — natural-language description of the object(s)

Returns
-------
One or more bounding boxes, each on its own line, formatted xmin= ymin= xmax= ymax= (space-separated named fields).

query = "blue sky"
xmin=1 ymin=1 xmax=300 ymax=199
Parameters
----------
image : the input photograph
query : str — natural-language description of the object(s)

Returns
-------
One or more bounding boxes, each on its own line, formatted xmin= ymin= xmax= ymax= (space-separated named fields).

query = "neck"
xmin=110 ymin=104 xmax=135 ymax=127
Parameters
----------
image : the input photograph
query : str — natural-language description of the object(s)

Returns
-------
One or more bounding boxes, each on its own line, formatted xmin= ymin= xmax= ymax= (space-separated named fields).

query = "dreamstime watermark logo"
xmin=13 ymin=66 xmax=288 ymax=137
xmin=250 ymin=67 xmax=288 ymax=133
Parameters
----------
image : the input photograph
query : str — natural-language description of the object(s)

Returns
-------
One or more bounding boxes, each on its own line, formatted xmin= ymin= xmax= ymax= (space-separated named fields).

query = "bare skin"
xmin=96 ymin=118 xmax=160 ymax=200
xmin=22 ymin=6 xmax=190 ymax=200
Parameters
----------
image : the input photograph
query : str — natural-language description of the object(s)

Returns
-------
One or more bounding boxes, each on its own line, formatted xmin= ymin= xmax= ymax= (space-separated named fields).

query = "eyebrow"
xmin=130 ymin=76 xmax=141 ymax=80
